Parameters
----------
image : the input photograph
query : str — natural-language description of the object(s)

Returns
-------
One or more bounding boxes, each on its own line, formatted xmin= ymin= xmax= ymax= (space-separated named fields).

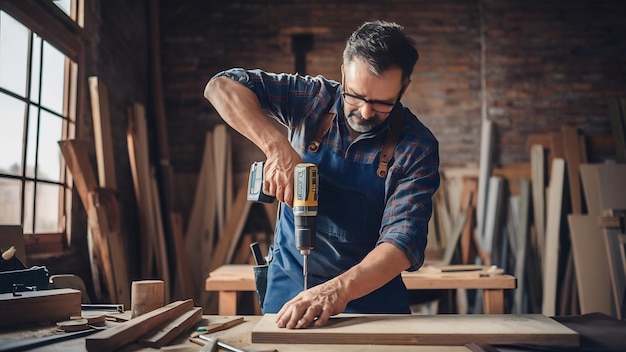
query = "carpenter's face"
xmin=341 ymin=59 xmax=405 ymax=133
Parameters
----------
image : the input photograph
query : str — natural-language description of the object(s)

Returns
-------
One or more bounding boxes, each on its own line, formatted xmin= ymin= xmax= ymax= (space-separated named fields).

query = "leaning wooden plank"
xmin=150 ymin=172 xmax=171 ymax=304
xmin=579 ymin=164 xmax=602 ymax=217
xmin=561 ymin=125 xmax=583 ymax=214
xmin=126 ymin=105 xmax=153 ymax=279
xmin=85 ymin=299 xmax=194 ymax=352
xmin=530 ymin=144 xmax=546 ymax=263
xmin=213 ymin=124 xmax=228 ymax=237
xmin=185 ymin=132 xmax=216 ymax=305
xmin=0 ymin=289 xmax=81 ymax=327
xmin=58 ymin=139 xmax=98 ymax=212
xmin=88 ymin=76 xmax=116 ymax=190
xmin=475 ymin=120 xmax=493 ymax=245
xmin=87 ymin=193 xmax=117 ymax=304
xmin=542 ymin=158 xmax=565 ymax=316
xmin=252 ymin=314 xmax=579 ymax=346
xmin=513 ymin=179 xmax=531 ymax=314
xmin=595 ymin=164 xmax=626 ymax=210
xmin=567 ymin=215 xmax=614 ymax=316
xmin=93 ymin=188 xmax=131 ymax=308
xmin=210 ymin=186 xmax=253 ymax=272
xmin=483 ymin=176 xmax=503 ymax=266
xmin=170 ymin=212 xmax=195 ymax=301
xmin=601 ymin=210 xmax=626 ymax=320
xmin=139 ymin=307 xmax=202 ymax=348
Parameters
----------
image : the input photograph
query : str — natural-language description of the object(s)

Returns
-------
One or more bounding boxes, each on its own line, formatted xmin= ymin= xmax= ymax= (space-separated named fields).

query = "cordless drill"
xmin=293 ymin=163 xmax=319 ymax=290
xmin=247 ymin=161 xmax=319 ymax=290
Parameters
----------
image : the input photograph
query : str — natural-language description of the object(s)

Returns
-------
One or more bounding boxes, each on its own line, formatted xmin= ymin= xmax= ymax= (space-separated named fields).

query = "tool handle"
xmin=250 ymin=242 xmax=265 ymax=265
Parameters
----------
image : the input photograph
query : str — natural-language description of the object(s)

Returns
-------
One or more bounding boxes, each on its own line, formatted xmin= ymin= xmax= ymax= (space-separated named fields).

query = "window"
xmin=0 ymin=0 xmax=84 ymax=253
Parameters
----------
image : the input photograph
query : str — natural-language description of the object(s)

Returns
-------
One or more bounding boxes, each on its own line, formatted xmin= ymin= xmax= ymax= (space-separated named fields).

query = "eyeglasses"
xmin=341 ymin=86 xmax=404 ymax=113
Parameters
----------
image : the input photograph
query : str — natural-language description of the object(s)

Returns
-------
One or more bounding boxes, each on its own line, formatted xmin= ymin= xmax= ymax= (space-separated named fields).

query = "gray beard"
xmin=346 ymin=111 xmax=381 ymax=133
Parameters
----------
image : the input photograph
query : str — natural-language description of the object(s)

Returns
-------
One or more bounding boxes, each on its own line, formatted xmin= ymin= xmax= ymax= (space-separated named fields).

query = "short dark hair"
xmin=343 ymin=20 xmax=419 ymax=85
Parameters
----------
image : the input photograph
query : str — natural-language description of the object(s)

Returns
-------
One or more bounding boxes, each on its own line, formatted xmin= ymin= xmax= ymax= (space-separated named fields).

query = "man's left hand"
xmin=274 ymin=279 xmax=349 ymax=329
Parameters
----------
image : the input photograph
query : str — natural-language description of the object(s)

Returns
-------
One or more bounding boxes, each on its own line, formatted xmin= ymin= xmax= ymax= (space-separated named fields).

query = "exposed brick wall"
xmin=160 ymin=0 xmax=626 ymax=175
xmin=483 ymin=0 xmax=626 ymax=164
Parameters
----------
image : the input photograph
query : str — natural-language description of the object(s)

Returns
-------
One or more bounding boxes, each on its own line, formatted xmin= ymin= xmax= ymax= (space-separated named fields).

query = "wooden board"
xmin=579 ymin=164 xmax=602 ymax=217
xmin=561 ymin=125 xmax=583 ymax=214
xmin=58 ymin=139 xmax=98 ymax=212
xmin=0 ymin=288 xmax=81 ymax=327
xmin=567 ymin=215 xmax=614 ymax=316
xmin=530 ymin=144 xmax=546 ymax=263
xmin=251 ymin=314 xmax=579 ymax=346
xmin=513 ymin=178 xmax=531 ymax=314
xmin=88 ymin=76 xmax=116 ymax=190
xmin=542 ymin=158 xmax=565 ymax=316
xmin=139 ymin=306 xmax=202 ymax=348
xmin=604 ymin=227 xmax=626 ymax=320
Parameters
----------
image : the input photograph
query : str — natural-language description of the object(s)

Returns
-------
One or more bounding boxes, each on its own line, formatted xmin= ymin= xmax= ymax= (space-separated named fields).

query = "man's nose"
xmin=359 ymin=103 xmax=376 ymax=119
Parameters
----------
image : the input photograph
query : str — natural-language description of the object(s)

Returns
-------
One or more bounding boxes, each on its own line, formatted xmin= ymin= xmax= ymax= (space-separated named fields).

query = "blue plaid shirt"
xmin=215 ymin=68 xmax=440 ymax=271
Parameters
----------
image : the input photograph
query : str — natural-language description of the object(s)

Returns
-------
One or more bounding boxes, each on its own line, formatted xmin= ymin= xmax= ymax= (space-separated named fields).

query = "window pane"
xmin=0 ymin=93 xmax=26 ymax=176
xmin=0 ymin=178 xmax=21 ymax=224
xmin=0 ymin=12 xmax=28 ymax=97
xmin=29 ymin=34 xmax=42 ymax=104
xmin=52 ymin=0 xmax=72 ymax=17
xmin=40 ymin=41 xmax=65 ymax=115
xmin=23 ymin=180 xmax=34 ymax=234
xmin=37 ymin=111 xmax=63 ymax=182
xmin=35 ymin=183 xmax=61 ymax=233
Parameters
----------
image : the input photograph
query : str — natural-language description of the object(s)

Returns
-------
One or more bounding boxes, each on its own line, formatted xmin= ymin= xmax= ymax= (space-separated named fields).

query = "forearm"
xmin=334 ymin=243 xmax=410 ymax=302
xmin=204 ymin=76 xmax=288 ymax=156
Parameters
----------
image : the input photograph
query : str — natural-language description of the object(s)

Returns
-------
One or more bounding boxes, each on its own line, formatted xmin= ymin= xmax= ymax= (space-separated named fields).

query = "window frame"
xmin=0 ymin=0 xmax=86 ymax=252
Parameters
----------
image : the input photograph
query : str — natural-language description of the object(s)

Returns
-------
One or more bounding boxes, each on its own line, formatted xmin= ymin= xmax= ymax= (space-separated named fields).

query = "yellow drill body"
xmin=293 ymin=163 xmax=319 ymax=290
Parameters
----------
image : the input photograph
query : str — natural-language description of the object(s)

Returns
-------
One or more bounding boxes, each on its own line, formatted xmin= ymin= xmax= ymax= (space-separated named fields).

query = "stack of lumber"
xmin=430 ymin=100 xmax=623 ymax=316
xmin=85 ymin=299 xmax=202 ymax=351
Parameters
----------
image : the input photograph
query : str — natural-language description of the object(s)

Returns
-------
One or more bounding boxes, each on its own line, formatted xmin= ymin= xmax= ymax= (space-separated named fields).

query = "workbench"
xmin=2 ymin=313 xmax=624 ymax=351
xmin=205 ymin=264 xmax=517 ymax=315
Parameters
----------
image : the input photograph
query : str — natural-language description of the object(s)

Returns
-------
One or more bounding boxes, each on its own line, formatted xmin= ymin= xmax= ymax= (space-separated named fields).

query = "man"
xmin=204 ymin=20 xmax=440 ymax=329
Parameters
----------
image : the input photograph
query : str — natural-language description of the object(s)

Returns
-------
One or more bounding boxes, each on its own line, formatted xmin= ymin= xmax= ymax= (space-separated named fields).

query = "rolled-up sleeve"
xmin=379 ymin=127 xmax=440 ymax=272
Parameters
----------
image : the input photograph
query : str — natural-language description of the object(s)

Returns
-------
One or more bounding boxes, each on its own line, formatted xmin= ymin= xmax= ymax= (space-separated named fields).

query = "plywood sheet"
xmin=252 ymin=314 xmax=578 ymax=346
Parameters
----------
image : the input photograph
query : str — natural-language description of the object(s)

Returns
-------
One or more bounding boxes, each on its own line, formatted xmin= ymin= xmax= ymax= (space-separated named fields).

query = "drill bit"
xmin=303 ymin=253 xmax=309 ymax=290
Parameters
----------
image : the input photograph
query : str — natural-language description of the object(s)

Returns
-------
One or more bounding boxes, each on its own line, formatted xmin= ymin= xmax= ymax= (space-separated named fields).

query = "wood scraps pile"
xmin=428 ymin=115 xmax=624 ymax=318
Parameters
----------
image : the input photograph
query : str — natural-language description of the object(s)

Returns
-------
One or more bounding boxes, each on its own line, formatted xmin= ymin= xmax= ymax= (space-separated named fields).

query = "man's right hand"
xmin=263 ymin=147 xmax=302 ymax=208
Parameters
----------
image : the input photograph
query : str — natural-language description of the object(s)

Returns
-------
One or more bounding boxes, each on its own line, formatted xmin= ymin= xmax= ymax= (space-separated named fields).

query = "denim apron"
xmin=262 ymin=114 xmax=410 ymax=314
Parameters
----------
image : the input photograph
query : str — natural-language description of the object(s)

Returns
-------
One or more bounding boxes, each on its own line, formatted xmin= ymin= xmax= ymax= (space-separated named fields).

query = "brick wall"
xmin=160 ymin=0 xmax=626 ymax=175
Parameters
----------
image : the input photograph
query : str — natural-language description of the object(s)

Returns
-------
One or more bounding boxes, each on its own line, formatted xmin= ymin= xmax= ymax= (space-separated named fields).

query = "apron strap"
xmin=308 ymin=113 xmax=336 ymax=152
xmin=307 ymin=110 xmax=405 ymax=178
xmin=377 ymin=110 xmax=405 ymax=178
